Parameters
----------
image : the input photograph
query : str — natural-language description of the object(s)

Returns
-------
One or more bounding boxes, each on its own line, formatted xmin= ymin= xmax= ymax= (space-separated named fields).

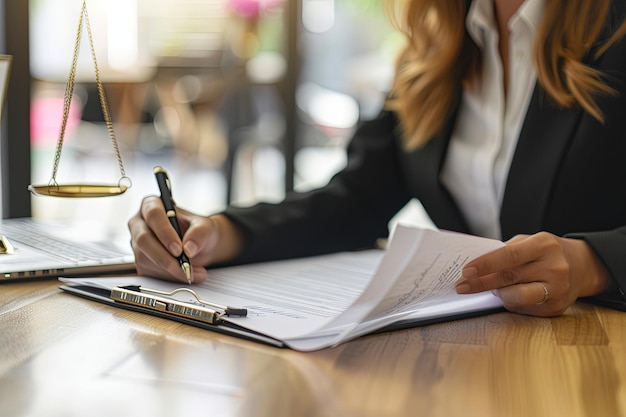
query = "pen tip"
xmin=182 ymin=262 xmax=192 ymax=285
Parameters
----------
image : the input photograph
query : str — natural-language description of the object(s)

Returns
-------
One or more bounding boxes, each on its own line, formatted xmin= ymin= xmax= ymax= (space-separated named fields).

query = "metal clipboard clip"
xmin=110 ymin=285 xmax=247 ymax=325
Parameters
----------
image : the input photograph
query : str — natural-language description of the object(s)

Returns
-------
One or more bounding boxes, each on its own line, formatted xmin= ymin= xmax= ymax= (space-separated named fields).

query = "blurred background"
xmin=2 ymin=0 xmax=408 ymax=235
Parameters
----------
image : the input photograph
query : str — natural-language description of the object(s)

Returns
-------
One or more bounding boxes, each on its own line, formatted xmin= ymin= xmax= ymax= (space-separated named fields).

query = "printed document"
xmin=60 ymin=225 xmax=505 ymax=351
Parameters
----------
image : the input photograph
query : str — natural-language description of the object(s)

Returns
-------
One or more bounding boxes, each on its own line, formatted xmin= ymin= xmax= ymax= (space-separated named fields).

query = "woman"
xmin=129 ymin=0 xmax=626 ymax=317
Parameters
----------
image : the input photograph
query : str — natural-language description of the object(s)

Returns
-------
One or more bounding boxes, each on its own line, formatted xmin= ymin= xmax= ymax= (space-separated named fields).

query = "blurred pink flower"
xmin=227 ymin=0 xmax=284 ymax=19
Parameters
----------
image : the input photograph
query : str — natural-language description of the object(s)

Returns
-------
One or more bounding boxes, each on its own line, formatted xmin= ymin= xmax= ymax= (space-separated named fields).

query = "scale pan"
xmin=28 ymin=183 xmax=129 ymax=198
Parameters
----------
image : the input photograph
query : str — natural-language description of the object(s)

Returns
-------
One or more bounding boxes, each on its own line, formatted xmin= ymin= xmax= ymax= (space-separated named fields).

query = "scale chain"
xmin=51 ymin=0 xmax=126 ymax=184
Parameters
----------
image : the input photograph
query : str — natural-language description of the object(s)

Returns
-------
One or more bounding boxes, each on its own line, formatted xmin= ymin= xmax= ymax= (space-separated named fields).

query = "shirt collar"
xmin=467 ymin=0 xmax=544 ymax=47
xmin=516 ymin=0 xmax=544 ymax=33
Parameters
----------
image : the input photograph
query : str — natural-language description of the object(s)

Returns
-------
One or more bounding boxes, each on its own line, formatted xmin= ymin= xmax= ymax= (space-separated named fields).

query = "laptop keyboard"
xmin=1 ymin=221 xmax=129 ymax=263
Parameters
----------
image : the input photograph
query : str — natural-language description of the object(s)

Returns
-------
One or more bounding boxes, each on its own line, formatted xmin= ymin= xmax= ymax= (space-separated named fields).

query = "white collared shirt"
xmin=439 ymin=0 xmax=544 ymax=239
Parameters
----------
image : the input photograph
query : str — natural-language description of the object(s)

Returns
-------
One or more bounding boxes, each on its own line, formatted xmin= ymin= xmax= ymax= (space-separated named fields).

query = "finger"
xmin=462 ymin=234 xmax=557 ymax=283
xmin=133 ymin=242 xmax=191 ymax=284
xmin=130 ymin=212 xmax=191 ymax=284
xmin=494 ymin=283 xmax=571 ymax=317
xmin=463 ymin=241 xmax=533 ymax=278
xmin=457 ymin=258 xmax=549 ymax=294
xmin=182 ymin=215 xmax=217 ymax=259
xmin=141 ymin=196 xmax=184 ymax=257
xmin=494 ymin=282 xmax=549 ymax=307
xmin=183 ymin=215 xmax=235 ymax=266
xmin=191 ymin=266 xmax=208 ymax=283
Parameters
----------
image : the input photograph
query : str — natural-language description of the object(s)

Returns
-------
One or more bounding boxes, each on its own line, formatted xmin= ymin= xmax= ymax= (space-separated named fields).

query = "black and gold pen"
xmin=153 ymin=166 xmax=192 ymax=284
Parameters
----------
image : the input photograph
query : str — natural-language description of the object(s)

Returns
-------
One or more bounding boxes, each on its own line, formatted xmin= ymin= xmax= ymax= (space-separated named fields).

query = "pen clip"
xmin=120 ymin=285 xmax=248 ymax=317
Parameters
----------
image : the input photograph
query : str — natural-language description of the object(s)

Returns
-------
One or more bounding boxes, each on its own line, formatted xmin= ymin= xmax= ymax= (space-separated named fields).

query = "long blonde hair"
xmin=385 ymin=0 xmax=626 ymax=150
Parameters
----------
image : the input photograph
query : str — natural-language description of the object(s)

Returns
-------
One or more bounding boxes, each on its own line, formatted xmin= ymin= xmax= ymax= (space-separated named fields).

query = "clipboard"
xmin=60 ymin=279 xmax=504 ymax=351
xmin=58 ymin=227 xmax=511 ymax=352
xmin=59 ymin=283 xmax=285 ymax=348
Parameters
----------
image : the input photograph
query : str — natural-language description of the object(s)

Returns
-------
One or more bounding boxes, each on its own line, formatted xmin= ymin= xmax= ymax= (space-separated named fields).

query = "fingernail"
xmin=456 ymin=283 xmax=471 ymax=294
xmin=184 ymin=241 xmax=198 ymax=258
xmin=462 ymin=266 xmax=478 ymax=278
xmin=169 ymin=242 xmax=182 ymax=256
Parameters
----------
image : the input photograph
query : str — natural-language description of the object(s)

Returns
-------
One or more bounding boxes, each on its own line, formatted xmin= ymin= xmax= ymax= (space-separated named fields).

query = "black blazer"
xmin=225 ymin=2 xmax=626 ymax=309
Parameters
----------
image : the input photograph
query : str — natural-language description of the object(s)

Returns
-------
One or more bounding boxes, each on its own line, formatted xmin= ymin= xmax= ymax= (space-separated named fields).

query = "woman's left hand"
xmin=455 ymin=232 xmax=614 ymax=316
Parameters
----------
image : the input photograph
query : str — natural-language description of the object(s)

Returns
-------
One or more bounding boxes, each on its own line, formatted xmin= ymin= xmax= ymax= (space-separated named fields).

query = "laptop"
xmin=0 ymin=56 xmax=134 ymax=281
xmin=0 ymin=217 xmax=136 ymax=281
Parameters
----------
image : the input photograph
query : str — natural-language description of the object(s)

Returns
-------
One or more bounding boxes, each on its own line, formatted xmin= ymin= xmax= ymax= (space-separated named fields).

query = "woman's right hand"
xmin=127 ymin=196 xmax=244 ymax=284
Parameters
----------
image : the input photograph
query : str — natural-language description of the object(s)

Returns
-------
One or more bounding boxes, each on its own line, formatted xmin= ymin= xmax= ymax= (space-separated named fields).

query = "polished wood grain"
xmin=1 ymin=280 xmax=624 ymax=417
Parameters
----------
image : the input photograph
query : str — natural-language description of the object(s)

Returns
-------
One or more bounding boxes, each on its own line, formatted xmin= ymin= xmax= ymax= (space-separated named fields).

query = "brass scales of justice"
xmin=29 ymin=0 xmax=132 ymax=198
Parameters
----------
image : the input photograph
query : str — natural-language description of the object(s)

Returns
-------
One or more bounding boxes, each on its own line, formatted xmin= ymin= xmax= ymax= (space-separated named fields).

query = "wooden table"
xmin=1 ymin=280 xmax=624 ymax=417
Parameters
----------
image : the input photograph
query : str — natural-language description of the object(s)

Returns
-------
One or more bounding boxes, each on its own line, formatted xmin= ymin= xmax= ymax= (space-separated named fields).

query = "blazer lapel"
xmin=401 ymin=93 xmax=472 ymax=234
xmin=500 ymin=86 xmax=584 ymax=239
